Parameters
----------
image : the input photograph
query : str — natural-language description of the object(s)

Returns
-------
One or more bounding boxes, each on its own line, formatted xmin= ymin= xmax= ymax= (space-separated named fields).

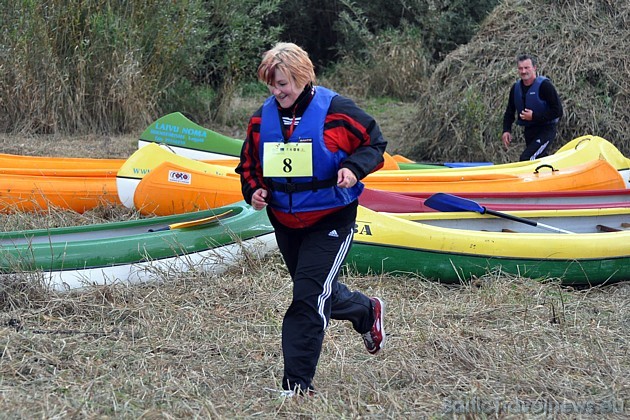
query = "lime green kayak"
xmin=138 ymin=112 xmax=244 ymax=159
xmin=0 ymin=202 xmax=275 ymax=291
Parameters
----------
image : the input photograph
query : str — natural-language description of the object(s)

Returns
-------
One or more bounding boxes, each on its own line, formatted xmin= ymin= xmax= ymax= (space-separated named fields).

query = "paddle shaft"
xmin=484 ymin=208 xmax=574 ymax=234
xmin=424 ymin=193 xmax=575 ymax=234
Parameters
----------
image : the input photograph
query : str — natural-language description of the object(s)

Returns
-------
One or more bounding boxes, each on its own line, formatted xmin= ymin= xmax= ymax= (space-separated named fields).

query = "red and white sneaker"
xmin=362 ymin=297 xmax=386 ymax=355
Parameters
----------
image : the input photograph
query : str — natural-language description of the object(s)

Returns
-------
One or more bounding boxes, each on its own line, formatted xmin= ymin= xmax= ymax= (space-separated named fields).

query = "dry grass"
xmin=404 ymin=0 xmax=630 ymax=163
xmin=0 ymin=133 xmax=138 ymax=159
xmin=1 ymin=258 xmax=628 ymax=418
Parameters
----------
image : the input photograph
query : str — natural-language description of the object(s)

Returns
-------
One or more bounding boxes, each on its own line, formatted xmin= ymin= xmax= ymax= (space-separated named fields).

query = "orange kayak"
xmin=0 ymin=152 xmax=124 ymax=177
xmin=362 ymin=159 xmax=627 ymax=193
xmin=130 ymin=157 xmax=628 ymax=216
xmin=0 ymin=149 xmax=240 ymax=177
xmin=0 ymin=174 xmax=119 ymax=213
xmin=133 ymin=161 xmax=242 ymax=216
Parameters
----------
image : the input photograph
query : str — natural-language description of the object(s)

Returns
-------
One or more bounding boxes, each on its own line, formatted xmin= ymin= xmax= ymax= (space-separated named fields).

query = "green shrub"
xmin=200 ymin=0 xmax=282 ymax=125
xmin=324 ymin=0 xmax=498 ymax=100
xmin=0 ymin=0 xmax=209 ymax=133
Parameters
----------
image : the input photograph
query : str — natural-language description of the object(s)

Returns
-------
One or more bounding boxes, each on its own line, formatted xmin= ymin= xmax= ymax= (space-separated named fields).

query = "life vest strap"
xmin=269 ymin=177 xmax=337 ymax=193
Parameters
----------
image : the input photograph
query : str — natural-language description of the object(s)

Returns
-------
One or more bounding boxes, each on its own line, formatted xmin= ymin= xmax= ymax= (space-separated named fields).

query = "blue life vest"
xmin=259 ymin=86 xmax=363 ymax=213
xmin=514 ymin=76 xmax=559 ymax=127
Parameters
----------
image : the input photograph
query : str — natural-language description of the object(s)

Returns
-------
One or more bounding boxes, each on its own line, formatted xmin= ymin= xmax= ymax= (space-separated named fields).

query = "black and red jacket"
xmin=236 ymin=85 xmax=388 ymax=229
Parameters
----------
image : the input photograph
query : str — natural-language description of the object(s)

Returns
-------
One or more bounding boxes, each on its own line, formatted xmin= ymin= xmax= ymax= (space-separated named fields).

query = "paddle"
xmin=424 ymin=193 xmax=575 ymax=234
xmin=148 ymin=210 xmax=233 ymax=232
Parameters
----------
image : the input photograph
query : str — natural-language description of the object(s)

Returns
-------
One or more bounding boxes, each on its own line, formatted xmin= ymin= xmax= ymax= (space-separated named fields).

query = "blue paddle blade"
xmin=424 ymin=193 xmax=487 ymax=214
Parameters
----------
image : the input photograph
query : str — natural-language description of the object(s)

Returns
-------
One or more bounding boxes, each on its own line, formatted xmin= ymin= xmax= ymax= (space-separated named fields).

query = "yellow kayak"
xmin=373 ymin=134 xmax=630 ymax=176
xmin=348 ymin=205 xmax=630 ymax=285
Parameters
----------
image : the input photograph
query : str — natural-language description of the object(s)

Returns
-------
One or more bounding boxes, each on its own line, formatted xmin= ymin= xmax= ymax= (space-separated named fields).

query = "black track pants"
xmin=274 ymin=222 xmax=373 ymax=392
xmin=521 ymin=124 xmax=557 ymax=161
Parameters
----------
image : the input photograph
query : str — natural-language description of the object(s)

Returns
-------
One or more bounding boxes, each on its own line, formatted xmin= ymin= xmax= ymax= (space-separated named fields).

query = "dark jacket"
xmin=236 ymin=85 xmax=387 ymax=229
xmin=503 ymin=77 xmax=563 ymax=132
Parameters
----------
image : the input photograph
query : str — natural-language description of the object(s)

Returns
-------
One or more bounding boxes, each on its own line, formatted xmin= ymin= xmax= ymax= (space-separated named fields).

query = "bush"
xmin=0 ymin=0 xmax=210 ymax=133
xmin=323 ymin=0 xmax=498 ymax=101
xmin=325 ymin=24 xmax=432 ymax=100
xmin=0 ymin=0 xmax=284 ymax=134
xmin=200 ymin=0 xmax=282 ymax=125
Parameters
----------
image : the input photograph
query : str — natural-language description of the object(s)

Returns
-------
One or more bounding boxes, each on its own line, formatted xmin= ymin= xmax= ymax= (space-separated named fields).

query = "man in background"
xmin=501 ymin=54 xmax=563 ymax=161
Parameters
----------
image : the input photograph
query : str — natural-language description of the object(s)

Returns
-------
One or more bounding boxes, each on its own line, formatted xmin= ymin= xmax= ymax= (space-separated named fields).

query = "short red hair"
xmin=257 ymin=42 xmax=316 ymax=88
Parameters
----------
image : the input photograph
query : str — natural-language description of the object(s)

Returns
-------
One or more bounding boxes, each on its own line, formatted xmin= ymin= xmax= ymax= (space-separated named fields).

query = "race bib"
xmin=263 ymin=142 xmax=313 ymax=177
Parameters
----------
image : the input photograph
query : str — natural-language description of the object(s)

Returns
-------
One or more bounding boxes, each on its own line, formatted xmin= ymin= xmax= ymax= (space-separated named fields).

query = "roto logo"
xmin=168 ymin=170 xmax=192 ymax=184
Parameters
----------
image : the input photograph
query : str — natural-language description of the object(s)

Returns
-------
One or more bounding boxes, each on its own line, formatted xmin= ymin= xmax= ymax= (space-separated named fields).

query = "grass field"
xmin=1 ymin=257 xmax=628 ymax=417
xmin=0 ymin=101 xmax=629 ymax=417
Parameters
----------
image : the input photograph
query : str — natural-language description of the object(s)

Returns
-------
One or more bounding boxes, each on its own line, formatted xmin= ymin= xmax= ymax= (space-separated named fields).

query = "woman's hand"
xmin=251 ymin=188 xmax=269 ymax=210
xmin=337 ymin=168 xmax=358 ymax=188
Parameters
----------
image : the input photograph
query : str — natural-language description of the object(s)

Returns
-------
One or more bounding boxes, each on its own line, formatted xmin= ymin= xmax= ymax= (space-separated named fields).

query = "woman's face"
xmin=267 ymin=68 xmax=303 ymax=109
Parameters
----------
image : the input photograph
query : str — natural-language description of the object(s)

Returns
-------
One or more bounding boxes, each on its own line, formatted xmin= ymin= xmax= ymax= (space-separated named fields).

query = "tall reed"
xmin=0 ymin=0 xmax=207 ymax=133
